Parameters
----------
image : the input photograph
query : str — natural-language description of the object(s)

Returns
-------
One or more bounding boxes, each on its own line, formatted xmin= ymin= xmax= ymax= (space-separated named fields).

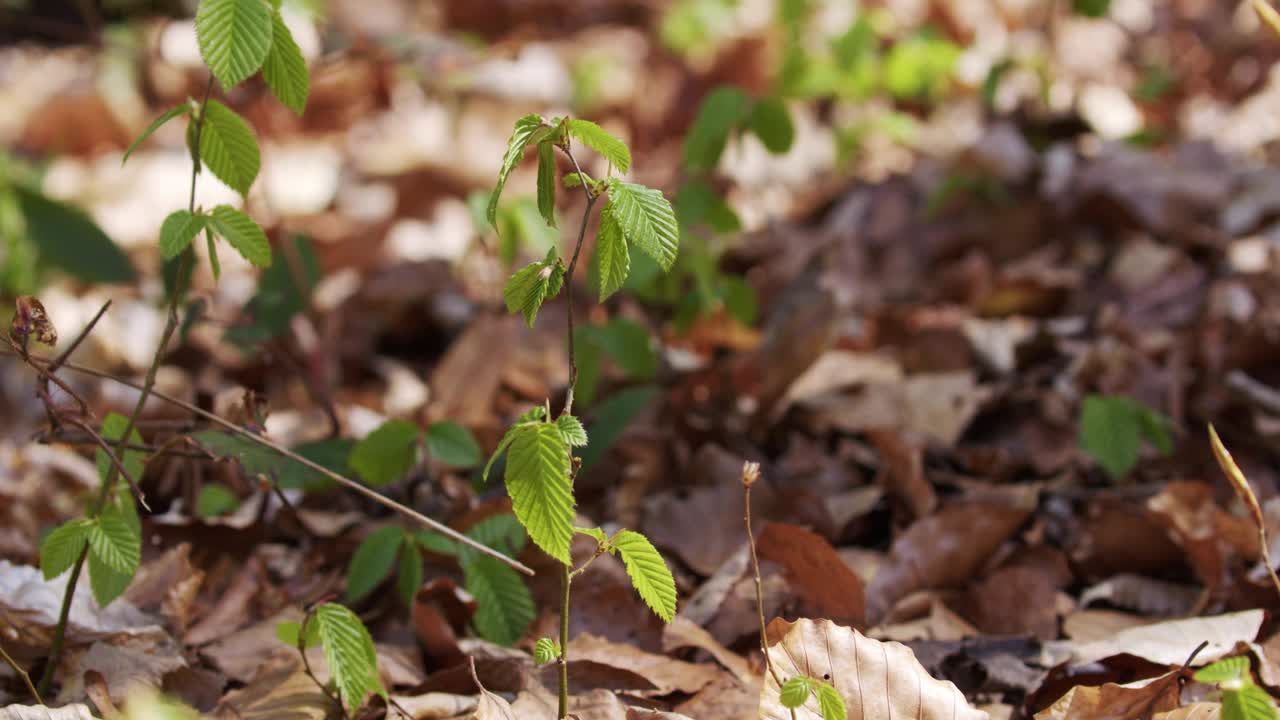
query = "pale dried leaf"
xmin=0 ymin=706 xmax=95 ymax=720
xmin=760 ymin=617 xmax=989 ymax=719
xmin=1154 ymin=704 xmax=1222 ymax=720
xmin=1035 ymin=671 xmax=1180 ymax=720
xmin=391 ymin=692 xmax=478 ymax=719
xmin=567 ymin=633 xmax=720 ymax=696
xmin=662 ymin=617 xmax=755 ymax=685
xmin=1070 ymin=610 xmax=1264 ymax=667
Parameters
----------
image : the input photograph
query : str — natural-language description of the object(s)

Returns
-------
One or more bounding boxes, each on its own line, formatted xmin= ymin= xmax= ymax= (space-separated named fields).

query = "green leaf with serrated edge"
xmin=159 ymin=210 xmax=206 ymax=261
xmin=566 ymin=118 xmax=631 ymax=173
xmin=123 ymin=104 xmax=190 ymax=164
xmin=611 ymin=530 xmax=676 ymax=622
xmin=683 ymin=86 xmax=748 ymax=172
xmin=314 ymin=603 xmax=386 ymax=713
xmin=533 ymin=637 xmax=560 ymax=664
xmin=596 ymin=202 xmax=629 ymax=301
xmin=397 ymin=538 xmax=423 ymax=605
xmin=209 ymin=204 xmax=272 ymax=267
xmin=345 ymin=525 xmax=404 ymax=602
xmin=425 ymin=421 xmax=482 ymax=468
xmin=206 ymin=228 xmax=221 ymax=281
xmin=505 ymin=423 xmax=574 ymax=564
xmin=460 ymin=514 xmax=527 ymax=566
xmin=413 ymin=530 xmax=457 ymax=556
xmin=503 ymin=255 xmax=563 ymax=328
xmin=261 ymin=10 xmax=308 ymax=115
xmin=487 ymin=114 xmax=545 ymax=228
xmin=481 ymin=406 xmax=550 ymax=485
xmin=575 ymin=526 xmax=608 ymax=545
xmin=747 ymin=96 xmax=795 ymax=154
xmin=195 ymin=0 xmax=273 ymax=90
xmin=465 ymin=555 xmax=535 ymax=646
xmin=196 ymin=483 xmax=240 ymax=517
xmin=1079 ymin=395 xmax=1143 ymax=480
xmin=350 ymin=419 xmax=419 ymax=486
xmin=88 ymin=510 xmax=141 ymax=575
xmin=97 ymin=413 xmax=145 ymax=484
xmin=88 ymin=551 xmax=133 ymax=607
xmin=780 ymin=677 xmax=812 ymax=709
xmin=40 ymin=519 xmax=92 ymax=580
xmin=198 ymin=99 xmax=261 ymax=196
xmin=555 ymin=415 xmax=588 ymax=447
xmin=536 ymin=140 xmax=557 ymax=228
xmin=14 ymin=185 xmax=136 ymax=284
xmin=605 ymin=179 xmax=678 ymax=271
xmin=814 ymin=680 xmax=848 ymax=720
xmin=1195 ymin=656 xmax=1251 ymax=683
xmin=1225 ymin=682 xmax=1278 ymax=720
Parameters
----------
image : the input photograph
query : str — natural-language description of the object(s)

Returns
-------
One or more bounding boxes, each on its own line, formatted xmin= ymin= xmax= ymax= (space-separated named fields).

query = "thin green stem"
xmin=558 ymin=562 xmax=571 ymax=720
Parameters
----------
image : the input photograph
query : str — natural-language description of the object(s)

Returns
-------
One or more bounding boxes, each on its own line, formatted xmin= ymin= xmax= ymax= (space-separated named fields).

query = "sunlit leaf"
xmin=611 ymin=529 xmax=676 ymax=622
xmin=195 ymin=0 xmax=273 ymax=90
xmin=261 ymin=10 xmax=308 ymax=114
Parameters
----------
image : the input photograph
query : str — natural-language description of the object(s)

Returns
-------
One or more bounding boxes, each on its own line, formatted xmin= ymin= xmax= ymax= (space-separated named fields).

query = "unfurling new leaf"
xmin=488 ymin=114 xmax=547 ymax=228
xmin=123 ymin=104 xmax=190 ymax=164
xmin=503 ymin=248 xmax=565 ymax=328
xmin=566 ymin=119 xmax=631 ymax=173
xmin=534 ymin=637 xmax=561 ymax=664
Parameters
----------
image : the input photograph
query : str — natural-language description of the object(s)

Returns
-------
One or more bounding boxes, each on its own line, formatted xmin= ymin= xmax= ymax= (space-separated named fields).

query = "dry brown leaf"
xmin=1147 ymin=481 xmax=1257 ymax=604
xmin=760 ymin=617 xmax=989 ymax=720
xmin=1154 ymin=704 xmax=1222 ymax=720
xmin=1034 ymin=671 xmax=1181 ymax=720
xmin=564 ymin=634 xmax=720 ymax=696
xmin=199 ymin=608 xmax=301 ymax=682
xmin=676 ymin=673 xmax=759 ymax=718
xmin=866 ymin=502 xmax=1031 ymax=624
xmin=1078 ymin=574 xmax=1199 ymax=617
xmin=869 ymin=591 xmax=978 ymax=642
xmin=56 ymin=637 xmax=187 ymax=704
xmin=213 ymin=657 xmax=332 ymax=720
xmin=391 ymin=692 xmax=478 ymax=719
xmin=868 ymin=430 xmax=938 ymax=521
xmin=757 ymin=522 xmax=866 ymax=627
xmin=1070 ymin=609 xmax=1264 ymax=667
xmin=964 ymin=565 xmax=1062 ymax=640
xmin=662 ymin=617 xmax=755 ymax=685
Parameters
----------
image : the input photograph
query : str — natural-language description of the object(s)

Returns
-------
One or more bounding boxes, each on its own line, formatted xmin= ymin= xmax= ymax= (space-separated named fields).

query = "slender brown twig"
xmin=743 ymin=461 xmax=795 ymax=720
xmin=0 ymin=641 xmax=41 ymax=705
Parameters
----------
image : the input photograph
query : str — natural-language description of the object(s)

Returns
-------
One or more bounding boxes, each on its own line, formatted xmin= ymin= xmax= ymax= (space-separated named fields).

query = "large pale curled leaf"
xmin=1070 ymin=610 xmax=1264 ymax=667
xmin=209 ymin=205 xmax=272 ymax=268
xmin=505 ymin=423 xmax=574 ymax=564
xmin=345 ymin=525 xmax=403 ymax=602
xmin=464 ymin=555 xmax=535 ymax=646
xmin=487 ymin=114 xmax=546 ymax=228
xmin=195 ymin=0 xmax=273 ymax=90
xmin=40 ymin=519 xmax=92 ymax=580
xmin=261 ymin=10 xmax=308 ymax=114
xmin=605 ymin=179 xmax=678 ymax=271
xmin=595 ymin=202 xmax=629 ymax=301
xmin=759 ymin=618 xmax=988 ymax=720
xmin=612 ymin=530 xmax=677 ymax=622
xmin=159 ymin=210 xmax=207 ymax=260
xmin=566 ymin=118 xmax=631 ymax=172
xmin=314 ymin=603 xmax=386 ymax=714
xmin=199 ymin=100 xmax=261 ymax=196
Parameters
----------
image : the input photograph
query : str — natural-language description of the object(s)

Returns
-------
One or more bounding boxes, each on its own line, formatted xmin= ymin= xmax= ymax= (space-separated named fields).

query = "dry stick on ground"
xmin=743 ymin=461 xmax=797 ymax=720
xmin=4 ymin=349 xmax=534 ymax=576
xmin=1208 ymin=424 xmax=1280 ymax=601
xmin=553 ymin=142 xmax=600 ymax=720
xmin=0 ymin=641 xmax=41 ymax=705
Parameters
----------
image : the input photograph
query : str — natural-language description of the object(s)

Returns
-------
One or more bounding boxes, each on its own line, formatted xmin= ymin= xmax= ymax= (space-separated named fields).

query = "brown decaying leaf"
xmin=1146 ymin=481 xmax=1257 ymax=608
xmin=760 ymin=617 xmax=989 ymax=720
xmin=662 ymin=617 xmax=755 ymax=686
xmin=1035 ymin=671 xmax=1182 ymax=720
xmin=867 ymin=430 xmax=938 ymax=521
xmin=213 ymin=657 xmax=332 ymax=720
xmin=562 ymin=633 xmax=720 ymax=696
xmin=1154 ymin=704 xmax=1222 ymax=720
xmin=866 ymin=502 xmax=1031 ymax=624
xmin=757 ymin=522 xmax=866 ymax=627
xmin=10 ymin=295 xmax=57 ymax=346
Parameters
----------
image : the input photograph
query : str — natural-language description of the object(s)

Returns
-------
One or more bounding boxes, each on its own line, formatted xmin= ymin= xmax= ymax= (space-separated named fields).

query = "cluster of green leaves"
xmin=39 ymin=414 xmax=143 ymax=606
xmin=277 ymin=602 xmax=387 ymax=715
xmin=779 ymin=675 xmax=848 ymax=720
xmin=349 ymin=418 xmax=481 ymax=486
xmin=1194 ymin=656 xmax=1279 ymax=720
xmin=1078 ymin=394 xmax=1173 ymax=480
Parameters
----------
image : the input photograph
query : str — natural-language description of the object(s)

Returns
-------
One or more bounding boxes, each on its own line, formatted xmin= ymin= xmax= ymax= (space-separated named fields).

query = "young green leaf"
xmin=536 ymin=140 xmax=557 ymax=228
xmin=460 ymin=514 xmax=527 ymax=565
xmin=575 ymin=526 xmax=609 ymax=545
xmin=487 ymin=114 xmax=546 ymax=228
xmin=555 ymin=415 xmax=588 ymax=447
xmin=481 ymin=407 xmax=549 ymax=483
xmin=596 ymin=203 xmax=629 ymax=301
xmin=503 ymin=251 xmax=565 ymax=328
xmin=123 ymin=104 xmax=190 ymax=164
xmin=1194 ymin=656 xmax=1250 ymax=684
xmin=261 ymin=10 xmax=309 ymax=115
xmin=780 ymin=676 xmax=812 ymax=709
xmin=425 ymin=421 xmax=482 ymax=468
xmin=465 ymin=555 xmax=536 ymax=646
xmin=206 ymin=228 xmax=221 ymax=281
xmin=276 ymin=620 xmax=321 ymax=648
xmin=397 ymin=538 xmax=423 ymax=605
xmin=196 ymin=483 xmax=240 ymax=517
xmin=88 ymin=511 xmax=141 ymax=575
xmin=198 ymin=100 xmax=261 ymax=196
xmin=159 ymin=210 xmax=207 ymax=261
xmin=195 ymin=0 xmax=274 ymax=90
xmin=505 ymin=423 xmax=575 ymax=565
xmin=208 ymin=205 xmax=272 ymax=268
xmin=747 ymin=96 xmax=795 ymax=154
xmin=683 ymin=86 xmax=748 ymax=172
xmin=533 ymin=637 xmax=561 ymax=664
xmin=814 ymin=680 xmax=848 ymax=720
xmin=562 ymin=171 xmax=593 ymax=189
xmin=350 ymin=419 xmax=419 ymax=486
xmin=566 ymin=118 xmax=631 ymax=173
xmin=88 ymin=551 xmax=134 ymax=607
xmin=1079 ymin=395 xmax=1144 ymax=480
xmin=345 ymin=525 xmax=406 ymax=602
xmin=1225 ymin=683 xmax=1278 ymax=720
xmin=98 ymin=413 xmax=146 ymax=484
xmin=314 ymin=603 xmax=386 ymax=713
xmin=611 ymin=529 xmax=676 ymax=622
xmin=605 ymin=179 xmax=678 ymax=271
xmin=40 ymin=519 xmax=93 ymax=580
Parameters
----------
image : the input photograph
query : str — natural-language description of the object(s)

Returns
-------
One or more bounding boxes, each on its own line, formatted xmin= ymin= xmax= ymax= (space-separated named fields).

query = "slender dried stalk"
xmin=742 ymin=461 xmax=796 ymax=720
xmin=0 ymin=641 xmax=41 ymax=705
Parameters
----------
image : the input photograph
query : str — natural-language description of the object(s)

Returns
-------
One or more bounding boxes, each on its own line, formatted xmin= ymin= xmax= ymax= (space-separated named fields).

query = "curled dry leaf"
xmin=662 ymin=617 xmax=755 ymax=685
xmin=564 ymin=633 xmax=720 ymax=696
xmin=867 ymin=503 xmax=1031 ymax=624
xmin=1070 ymin=609 xmax=1264 ymax=667
xmin=1034 ymin=670 xmax=1181 ymax=720
xmin=759 ymin=617 xmax=989 ymax=720
xmin=0 ymin=706 xmax=95 ymax=720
